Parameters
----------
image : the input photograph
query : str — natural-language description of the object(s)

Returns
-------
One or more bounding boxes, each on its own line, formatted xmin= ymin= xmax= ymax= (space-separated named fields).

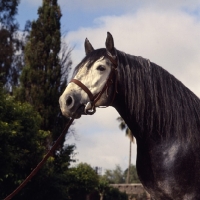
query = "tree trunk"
xmin=100 ymin=193 xmax=104 ymax=200
xmin=126 ymin=139 xmax=132 ymax=183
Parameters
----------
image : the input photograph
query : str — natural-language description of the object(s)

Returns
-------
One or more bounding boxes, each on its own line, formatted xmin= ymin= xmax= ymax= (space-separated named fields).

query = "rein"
xmin=70 ymin=54 xmax=118 ymax=115
xmin=4 ymin=118 xmax=74 ymax=200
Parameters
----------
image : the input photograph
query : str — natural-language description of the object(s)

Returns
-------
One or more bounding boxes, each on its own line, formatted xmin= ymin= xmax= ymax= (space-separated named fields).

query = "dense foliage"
xmin=0 ymin=86 xmax=49 ymax=198
xmin=65 ymin=163 xmax=128 ymax=200
xmin=0 ymin=0 xmax=23 ymax=87
xmin=65 ymin=163 xmax=99 ymax=199
xmin=15 ymin=0 xmax=71 ymax=142
xmin=103 ymin=164 xmax=140 ymax=184
xmin=123 ymin=164 xmax=140 ymax=183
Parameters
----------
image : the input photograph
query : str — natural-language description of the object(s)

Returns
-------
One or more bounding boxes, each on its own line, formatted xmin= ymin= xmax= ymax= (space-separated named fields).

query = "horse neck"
xmin=113 ymin=52 xmax=200 ymax=144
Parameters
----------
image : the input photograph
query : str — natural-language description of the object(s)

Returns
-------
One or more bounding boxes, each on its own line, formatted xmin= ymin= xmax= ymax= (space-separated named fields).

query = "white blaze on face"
xmin=73 ymin=57 xmax=111 ymax=104
xmin=59 ymin=56 xmax=112 ymax=117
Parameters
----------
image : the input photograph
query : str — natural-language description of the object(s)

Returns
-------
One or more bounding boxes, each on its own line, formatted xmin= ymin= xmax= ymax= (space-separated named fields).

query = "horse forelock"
xmin=72 ymin=48 xmax=108 ymax=78
xmin=116 ymin=50 xmax=200 ymax=142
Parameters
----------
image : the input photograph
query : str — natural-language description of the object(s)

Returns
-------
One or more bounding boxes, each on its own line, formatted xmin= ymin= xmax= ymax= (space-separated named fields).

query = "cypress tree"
xmin=0 ymin=0 xmax=22 ymax=88
xmin=17 ymin=0 xmax=71 ymax=141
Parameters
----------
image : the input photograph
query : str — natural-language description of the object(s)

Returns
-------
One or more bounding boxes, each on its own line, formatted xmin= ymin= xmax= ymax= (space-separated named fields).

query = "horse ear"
xmin=105 ymin=32 xmax=115 ymax=57
xmin=85 ymin=38 xmax=94 ymax=55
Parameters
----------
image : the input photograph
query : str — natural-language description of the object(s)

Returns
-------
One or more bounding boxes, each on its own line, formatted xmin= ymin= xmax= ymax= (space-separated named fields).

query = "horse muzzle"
xmin=59 ymin=94 xmax=80 ymax=118
xmin=59 ymin=93 xmax=96 ymax=119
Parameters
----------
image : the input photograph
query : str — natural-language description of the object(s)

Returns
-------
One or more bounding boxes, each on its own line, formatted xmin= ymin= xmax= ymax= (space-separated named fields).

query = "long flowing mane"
xmin=116 ymin=50 xmax=200 ymax=142
xmin=72 ymin=48 xmax=200 ymax=142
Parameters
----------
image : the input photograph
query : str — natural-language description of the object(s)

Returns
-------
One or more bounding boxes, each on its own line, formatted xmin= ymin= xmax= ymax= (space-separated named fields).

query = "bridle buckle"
xmin=85 ymin=101 xmax=96 ymax=115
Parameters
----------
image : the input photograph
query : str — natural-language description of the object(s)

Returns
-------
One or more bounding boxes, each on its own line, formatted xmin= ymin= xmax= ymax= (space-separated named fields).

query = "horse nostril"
xmin=66 ymin=96 xmax=73 ymax=107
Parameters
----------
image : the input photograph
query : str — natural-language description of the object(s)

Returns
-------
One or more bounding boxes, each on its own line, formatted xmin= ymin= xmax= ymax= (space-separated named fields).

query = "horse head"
xmin=59 ymin=32 xmax=118 ymax=119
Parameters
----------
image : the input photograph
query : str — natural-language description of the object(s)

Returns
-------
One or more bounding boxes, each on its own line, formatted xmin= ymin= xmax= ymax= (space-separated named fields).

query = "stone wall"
xmin=110 ymin=184 xmax=151 ymax=200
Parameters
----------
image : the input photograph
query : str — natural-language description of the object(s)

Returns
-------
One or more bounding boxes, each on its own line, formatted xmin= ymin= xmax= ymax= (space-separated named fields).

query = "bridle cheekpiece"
xmin=70 ymin=54 xmax=118 ymax=115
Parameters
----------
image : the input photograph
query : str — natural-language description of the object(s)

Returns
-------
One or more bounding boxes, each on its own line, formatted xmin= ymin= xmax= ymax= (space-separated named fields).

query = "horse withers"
xmin=59 ymin=32 xmax=200 ymax=200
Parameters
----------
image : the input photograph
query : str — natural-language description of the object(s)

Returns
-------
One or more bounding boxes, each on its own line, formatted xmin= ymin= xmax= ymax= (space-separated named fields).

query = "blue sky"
xmin=18 ymin=0 xmax=200 ymax=32
xmin=17 ymin=0 xmax=138 ymax=31
xmin=16 ymin=0 xmax=200 ymax=172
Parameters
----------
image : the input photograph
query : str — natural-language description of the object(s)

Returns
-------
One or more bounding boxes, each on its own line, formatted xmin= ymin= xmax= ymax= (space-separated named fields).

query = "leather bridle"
xmin=70 ymin=54 xmax=118 ymax=115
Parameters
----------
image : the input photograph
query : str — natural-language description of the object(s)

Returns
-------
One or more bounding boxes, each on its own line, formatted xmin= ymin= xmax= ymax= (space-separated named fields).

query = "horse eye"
xmin=97 ymin=65 xmax=106 ymax=71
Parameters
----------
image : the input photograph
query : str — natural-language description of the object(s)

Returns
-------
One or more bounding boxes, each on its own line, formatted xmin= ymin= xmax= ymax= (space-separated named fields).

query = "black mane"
xmin=116 ymin=50 xmax=200 ymax=141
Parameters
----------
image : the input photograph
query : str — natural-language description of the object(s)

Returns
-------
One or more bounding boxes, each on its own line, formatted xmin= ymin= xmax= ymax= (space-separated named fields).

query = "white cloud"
xmin=66 ymin=9 xmax=200 ymax=94
xmin=64 ymin=7 xmax=200 ymax=171
xmin=66 ymin=107 xmax=137 ymax=171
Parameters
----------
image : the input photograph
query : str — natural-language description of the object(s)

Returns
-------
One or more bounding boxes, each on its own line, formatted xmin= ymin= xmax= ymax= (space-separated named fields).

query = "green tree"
xmin=0 ymin=0 xmax=23 ymax=88
xmin=16 ymin=144 xmax=76 ymax=200
xmin=96 ymin=176 xmax=110 ymax=200
xmin=0 ymin=85 xmax=76 ymax=199
xmin=0 ymin=85 xmax=50 ymax=199
xmin=96 ymin=176 xmax=128 ymax=200
xmin=123 ymin=164 xmax=140 ymax=183
xmin=103 ymin=165 xmax=125 ymax=184
xmin=66 ymin=163 xmax=99 ymax=199
xmin=117 ymin=116 xmax=134 ymax=183
xmin=16 ymin=0 xmax=71 ymax=142
xmin=103 ymin=187 xmax=128 ymax=200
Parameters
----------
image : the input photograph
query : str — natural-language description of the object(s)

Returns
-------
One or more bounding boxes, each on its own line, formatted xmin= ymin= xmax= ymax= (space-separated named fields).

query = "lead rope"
xmin=4 ymin=118 xmax=75 ymax=200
